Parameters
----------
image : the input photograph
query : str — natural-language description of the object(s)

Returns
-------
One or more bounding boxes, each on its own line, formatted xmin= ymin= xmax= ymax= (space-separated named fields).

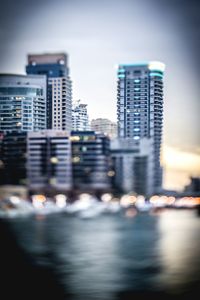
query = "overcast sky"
xmin=0 ymin=0 xmax=200 ymax=190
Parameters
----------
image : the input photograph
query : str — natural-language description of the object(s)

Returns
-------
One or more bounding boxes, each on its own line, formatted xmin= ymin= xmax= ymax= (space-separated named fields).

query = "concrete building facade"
xmin=111 ymin=138 xmax=154 ymax=195
xmin=91 ymin=118 xmax=117 ymax=139
xmin=27 ymin=130 xmax=72 ymax=192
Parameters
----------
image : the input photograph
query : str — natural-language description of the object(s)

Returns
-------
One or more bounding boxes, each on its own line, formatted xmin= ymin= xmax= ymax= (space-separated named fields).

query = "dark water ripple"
xmin=1 ymin=209 xmax=200 ymax=299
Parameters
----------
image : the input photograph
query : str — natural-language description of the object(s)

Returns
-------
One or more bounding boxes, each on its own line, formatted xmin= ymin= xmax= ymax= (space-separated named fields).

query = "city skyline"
xmin=0 ymin=0 xmax=200 ymax=190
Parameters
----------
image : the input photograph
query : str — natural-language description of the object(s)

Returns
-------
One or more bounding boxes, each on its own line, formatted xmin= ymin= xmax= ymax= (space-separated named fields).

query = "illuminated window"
xmin=72 ymin=156 xmax=80 ymax=163
xmin=50 ymin=157 xmax=58 ymax=164
xmin=70 ymin=136 xmax=80 ymax=141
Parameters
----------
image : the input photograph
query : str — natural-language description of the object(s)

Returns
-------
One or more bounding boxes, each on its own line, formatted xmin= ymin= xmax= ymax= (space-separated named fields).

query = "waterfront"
xmin=1 ymin=209 xmax=200 ymax=299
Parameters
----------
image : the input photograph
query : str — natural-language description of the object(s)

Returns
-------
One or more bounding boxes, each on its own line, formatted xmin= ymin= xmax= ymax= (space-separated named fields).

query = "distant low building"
xmin=1 ymin=129 xmax=112 ymax=193
xmin=91 ymin=118 xmax=117 ymax=139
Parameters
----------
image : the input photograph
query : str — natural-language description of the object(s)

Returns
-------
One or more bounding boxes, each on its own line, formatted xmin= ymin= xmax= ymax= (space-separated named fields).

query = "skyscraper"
xmin=0 ymin=74 xmax=46 ymax=132
xmin=72 ymin=100 xmax=90 ymax=131
xmin=26 ymin=53 xmax=72 ymax=131
xmin=117 ymin=61 xmax=165 ymax=193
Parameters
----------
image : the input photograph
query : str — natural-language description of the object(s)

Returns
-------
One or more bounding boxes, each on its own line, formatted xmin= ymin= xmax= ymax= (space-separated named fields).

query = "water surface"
xmin=2 ymin=209 xmax=200 ymax=299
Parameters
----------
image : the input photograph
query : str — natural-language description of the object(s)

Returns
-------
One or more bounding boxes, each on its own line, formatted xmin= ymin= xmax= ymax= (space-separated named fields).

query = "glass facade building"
xmin=0 ymin=74 xmax=46 ymax=132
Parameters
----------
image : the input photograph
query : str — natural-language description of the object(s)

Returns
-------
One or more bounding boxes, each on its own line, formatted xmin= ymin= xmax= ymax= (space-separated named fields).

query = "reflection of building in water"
xmin=27 ymin=130 xmax=72 ymax=193
xmin=91 ymin=118 xmax=117 ymax=139
xmin=158 ymin=211 xmax=200 ymax=290
xmin=111 ymin=138 xmax=154 ymax=195
xmin=54 ymin=217 xmax=121 ymax=300
xmin=71 ymin=131 xmax=111 ymax=192
xmin=117 ymin=62 xmax=165 ymax=195
xmin=72 ymin=100 xmax=90 ymax=131
xmin=0 ymin=74 xmax=46 ymax=132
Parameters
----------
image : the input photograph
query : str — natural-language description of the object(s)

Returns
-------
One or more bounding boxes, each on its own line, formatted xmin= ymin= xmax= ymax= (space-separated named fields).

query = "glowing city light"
xmin=32 ymin=194 xmax=46 ymax=209
xmin=55 ymin=194 xmax=67 ymax=208
xmin=50 ymin=157 xmax=58 ymax=164
xmin=72 ymin=156 xmax=80 ymax=163
xmin=107 ymin=171 xmax=115 ymax=177
xmin=101 ymin=193 xmax=113 ymax=202
xmin=70 ymin=136 xmax=80 ymax=141
xmin=10 ymin=196 xmax=20 ymax=204
xmin=120 ymin=194 xmax=137 ymax=207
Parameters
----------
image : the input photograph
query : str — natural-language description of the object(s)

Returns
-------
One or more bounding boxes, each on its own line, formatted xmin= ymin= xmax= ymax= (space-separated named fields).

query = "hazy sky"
xmin=0 ymin=0 xmax=200 ymax=190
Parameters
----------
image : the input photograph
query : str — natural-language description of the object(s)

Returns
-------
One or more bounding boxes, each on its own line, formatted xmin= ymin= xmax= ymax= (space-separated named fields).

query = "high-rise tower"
xmin=0 ymin=74 xmax=46 ymax=132
xmin=117 ymin=61 xmax=165 ymax=193
xmin=26 ymin=53 xmax=72 ymax=132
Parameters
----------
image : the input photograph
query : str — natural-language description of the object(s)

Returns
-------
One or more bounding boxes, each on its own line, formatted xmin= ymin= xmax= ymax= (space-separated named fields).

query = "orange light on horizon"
xmin=162 ymin=146 xmax=200 ymax=191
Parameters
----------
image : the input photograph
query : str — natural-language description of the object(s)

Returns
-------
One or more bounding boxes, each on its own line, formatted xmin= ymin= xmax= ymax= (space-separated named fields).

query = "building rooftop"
xmin=27 ymin=53 xmax=68 ymax=66
xmin=118 ymin=61 xmax=165 ymax=72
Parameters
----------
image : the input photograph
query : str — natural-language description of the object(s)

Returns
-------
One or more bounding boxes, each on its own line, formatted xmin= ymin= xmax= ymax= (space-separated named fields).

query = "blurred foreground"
xmin=1 ymin=195 xmax=200 ymax=300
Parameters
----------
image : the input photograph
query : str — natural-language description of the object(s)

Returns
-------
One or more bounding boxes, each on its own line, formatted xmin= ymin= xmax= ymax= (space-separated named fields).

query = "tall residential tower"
xmin=26 ymin=53 xmax=72 ymax=132
xmin=117 ymin=61 xmax=165 ymax=194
